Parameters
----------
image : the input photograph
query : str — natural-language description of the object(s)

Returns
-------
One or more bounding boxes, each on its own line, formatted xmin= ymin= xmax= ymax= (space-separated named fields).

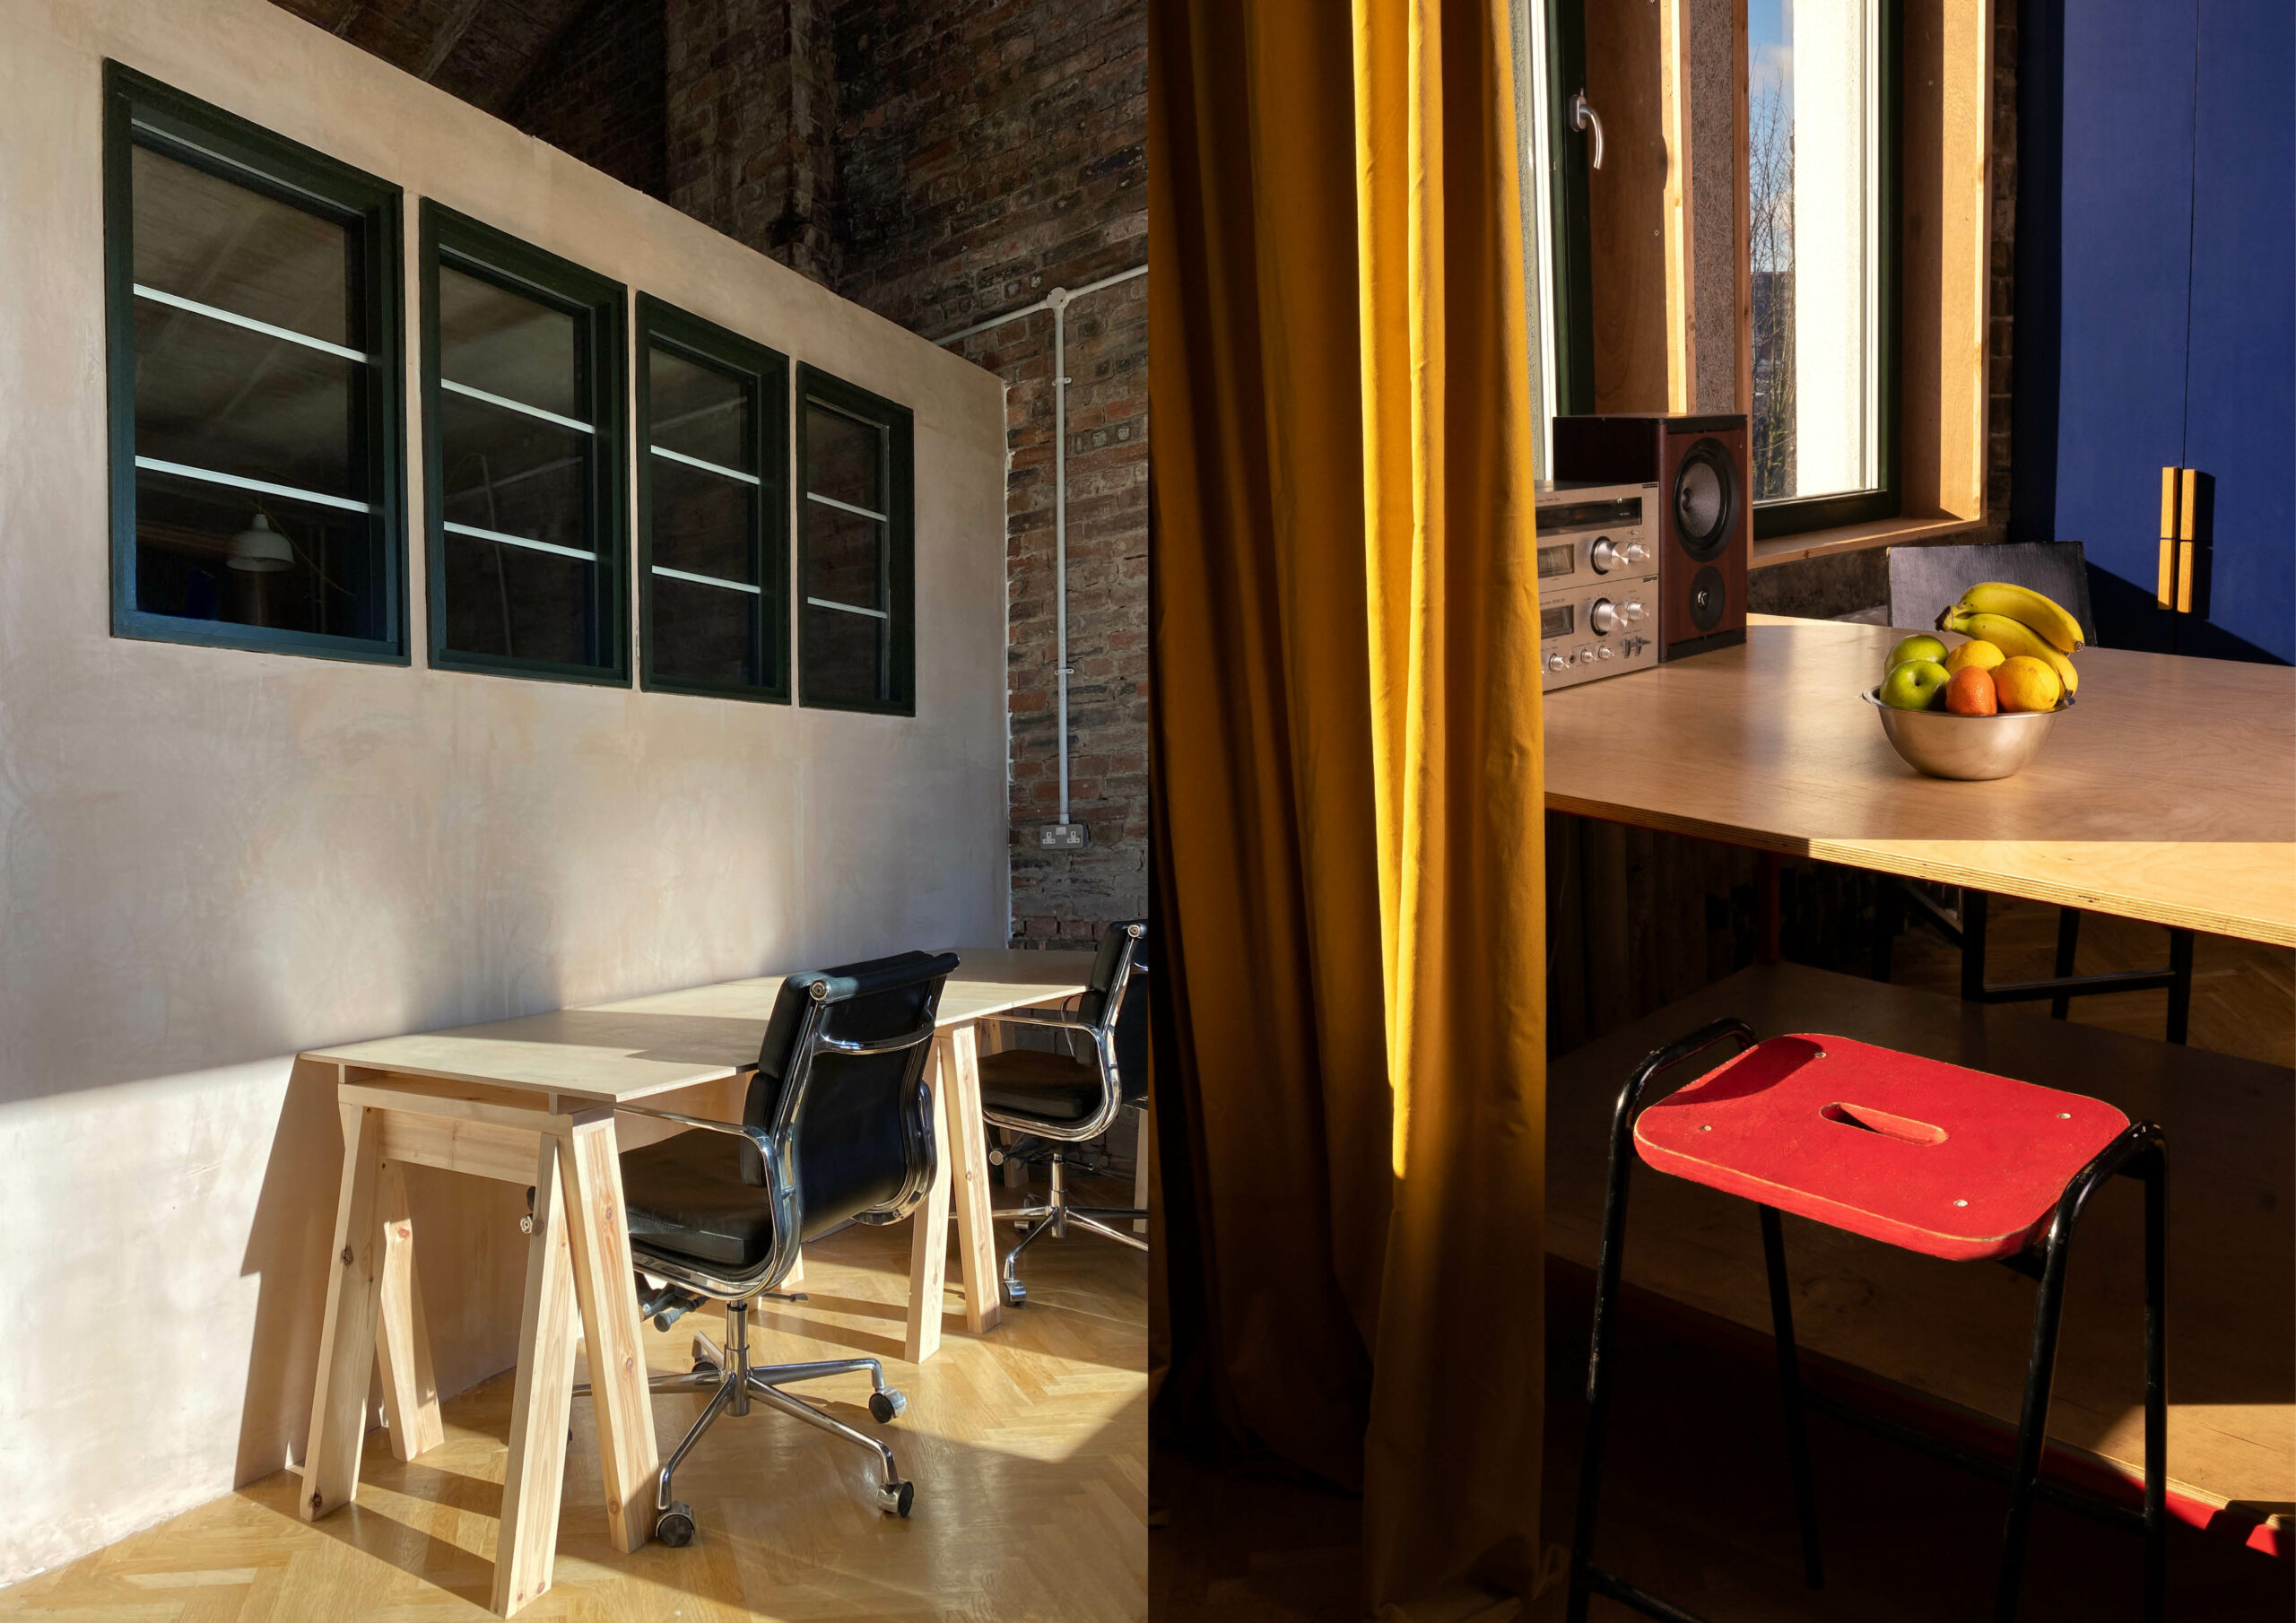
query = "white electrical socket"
xmin=1039 ymin=822 xmax=1090 ymax=850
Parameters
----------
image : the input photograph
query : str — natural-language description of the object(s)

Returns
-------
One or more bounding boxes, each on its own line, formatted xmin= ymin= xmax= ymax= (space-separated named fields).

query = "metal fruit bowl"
xmin=1863 ymin=687 xmax=2073 ymax=781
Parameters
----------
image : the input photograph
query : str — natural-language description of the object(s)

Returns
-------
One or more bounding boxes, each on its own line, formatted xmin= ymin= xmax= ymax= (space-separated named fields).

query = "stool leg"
xmin=2164 ymin=929 xmax=2195 ymax=1046
xmin=2050 ymin=908 xmax=2081 ymax=1020
xmin=1759 ymin=1206 xmax=1823 ymax=1590
xmin=1566 ymin=1128 xmax=1637 ymax=1623
xmin=1995 ymin=1232 xmax=2070 ymax=1622
xmin=2142 ymin=1145 xmax=2168 ymax=1622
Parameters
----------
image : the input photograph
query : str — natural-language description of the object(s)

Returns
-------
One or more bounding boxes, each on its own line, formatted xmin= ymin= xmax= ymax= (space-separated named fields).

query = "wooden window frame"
xmin=420 ymin=200 xmax=630 ymax=688
xmin=795 ymin=366 xmax=916 ymax=717
xmin=1751 ymin=0 xmax=1904 ymax=542
xmin=103 ymin=62 xmax=409 ymax=664
xmin=636 ymin=295 xmax=791 ymax=703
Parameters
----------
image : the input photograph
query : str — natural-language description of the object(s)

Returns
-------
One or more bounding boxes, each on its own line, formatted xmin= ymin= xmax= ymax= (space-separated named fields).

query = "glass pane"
xmin=804 ymin=504 xmax=883 ymax=609
xmin=438 ymin=265 xmax=580 ymax=420
xmin=650 ymin=347 xmax=750 ymax=470
xmin=804 ymin=603 xmax=884 ymax=707
xmin=439 ymin=390 xmax=590 ymax=553
xmin=805 ymin=403 xmax=882 ymax=512
xmin=653 ymin=575 xmax=759 ymax=688
xmin=133 ymin=468 xmax=382 ymax=638
xmin=131 ymin=144 xmax=356 ymax=349
xmin=135 ymin=299 xmax=361 ymax=499
xmin=1748 ymin=0 xmax=1879 ymax=502
xmin=440 ymin=531 xmax=594 ymax=664
xmin=652 ymin=456 xmax=755 ymax=584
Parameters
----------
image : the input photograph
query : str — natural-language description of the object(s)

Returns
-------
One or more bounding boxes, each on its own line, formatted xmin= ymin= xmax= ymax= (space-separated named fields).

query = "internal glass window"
xmin=638 ymin=297 xmax=788 ymax=699
xmin=1749 ymin=0 xmax=1898 ymax=530
xmin=797 ymin=368 xmax=914 ymax=715
xmin=106 ymin=65 xmax=404 ymax=660
xmin=422 ymin=203 xmax=628 ymax=684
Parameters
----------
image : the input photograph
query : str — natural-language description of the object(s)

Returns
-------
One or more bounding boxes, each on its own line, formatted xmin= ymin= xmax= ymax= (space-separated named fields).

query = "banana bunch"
xmin=1936 ymin=582 xmax=2083 ymax=694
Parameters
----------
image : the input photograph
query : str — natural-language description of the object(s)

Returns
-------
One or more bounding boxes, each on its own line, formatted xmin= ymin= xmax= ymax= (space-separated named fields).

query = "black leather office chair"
xmin=1880 ymin=542 xmax=2195 ymax=1041
xmin=573 ymin=950 xmax=957 ymax=1545
xmin=979 ymin=922 xmax=1147 ymax=1306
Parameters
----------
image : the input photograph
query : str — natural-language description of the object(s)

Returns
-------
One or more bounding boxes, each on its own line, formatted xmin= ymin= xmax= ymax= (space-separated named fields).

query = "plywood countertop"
xmin=1543 ymin=616 xmax=2296 ymax=945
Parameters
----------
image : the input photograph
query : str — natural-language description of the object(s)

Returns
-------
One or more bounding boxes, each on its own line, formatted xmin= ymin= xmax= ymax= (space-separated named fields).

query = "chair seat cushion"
xmin=1634 ymin=1033 xmax=2129 ymax=1262
xmin=979 ymin=1046 xmax=1102 ymax=1124
xmin=619 ymin=1128 xmax=779 ymax=1271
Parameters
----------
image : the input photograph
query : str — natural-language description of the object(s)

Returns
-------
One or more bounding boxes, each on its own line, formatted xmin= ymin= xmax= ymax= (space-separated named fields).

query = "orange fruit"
xmin=1945 ymin=665 xmax=1998 ymax=716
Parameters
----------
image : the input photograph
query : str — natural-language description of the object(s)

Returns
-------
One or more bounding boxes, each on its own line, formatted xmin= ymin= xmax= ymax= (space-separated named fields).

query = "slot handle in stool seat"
xmin=1567 ymin=1021 xmax=2168 ymax=1623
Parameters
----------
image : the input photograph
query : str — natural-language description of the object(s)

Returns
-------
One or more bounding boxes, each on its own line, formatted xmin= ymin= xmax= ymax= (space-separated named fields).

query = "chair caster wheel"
xmin=870 ymin=1388 xmax=908 ymax=1424
xmin=691 ymin=1360 xmax=719 ymax=1378
xmin=877 ymin=1480 xmax=915 ymax=1518
xmin=1002 ymin=1280 xmax=1027 ymax=1307
xmin=657 ymin=1502 xmax=696 ymax=1547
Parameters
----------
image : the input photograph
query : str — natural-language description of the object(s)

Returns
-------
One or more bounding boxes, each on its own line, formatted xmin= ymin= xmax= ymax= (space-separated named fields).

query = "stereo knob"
xmin=1590 ymin=538 xmax=1619 ymax=574
xmin=1545 ymin=652 xmax=1569 ymax=673
xmin=1621 ymin=598 xmax=1646 ymax=623
xmin=1622 ymin=542 xmax=1649 ymax=568
xmin=1589 ymin=598 xmax=1621 ymax=635
xmin=1596 ymin=644 xmax=1615 ymax=661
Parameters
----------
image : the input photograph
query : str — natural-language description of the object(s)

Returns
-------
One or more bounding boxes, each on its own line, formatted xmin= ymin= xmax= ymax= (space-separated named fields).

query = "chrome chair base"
xmin=574 ymin=1296 xmax=913 ymax=1545
xmin=995 ymin=1157 xmax=1147 ymax=1306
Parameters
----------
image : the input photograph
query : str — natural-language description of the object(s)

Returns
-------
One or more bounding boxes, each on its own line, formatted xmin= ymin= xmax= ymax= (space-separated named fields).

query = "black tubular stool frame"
xmin=1565 ymin=1016 xmax=2170 ymax=1623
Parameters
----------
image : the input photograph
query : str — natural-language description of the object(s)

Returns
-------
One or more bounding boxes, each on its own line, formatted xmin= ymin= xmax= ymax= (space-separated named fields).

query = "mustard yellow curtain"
xmin=1150 ymin=0 xmax=1548 ymax=1609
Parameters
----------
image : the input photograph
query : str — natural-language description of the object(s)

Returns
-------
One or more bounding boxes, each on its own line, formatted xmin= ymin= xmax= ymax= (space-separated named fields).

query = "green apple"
xmin=1888 ymin=633 xmax=1949 ymax=672
xmin=1880 ymin=658 xmax=1952 ymax=711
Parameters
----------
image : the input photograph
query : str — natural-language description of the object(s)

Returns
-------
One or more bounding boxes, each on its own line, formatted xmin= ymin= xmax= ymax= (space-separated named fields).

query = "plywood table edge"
xmin=1540 ymin=794 xmax=2296 ymax=948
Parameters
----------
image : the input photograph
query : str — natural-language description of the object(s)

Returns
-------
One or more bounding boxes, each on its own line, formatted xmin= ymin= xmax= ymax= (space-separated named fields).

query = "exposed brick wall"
xmin=665 ymin=0 xmax=841 ymax=282
xmin=508 ymin=0 xmax=670 ymax=199
xmin=832 ymin=0 xmax=1148 ymax=949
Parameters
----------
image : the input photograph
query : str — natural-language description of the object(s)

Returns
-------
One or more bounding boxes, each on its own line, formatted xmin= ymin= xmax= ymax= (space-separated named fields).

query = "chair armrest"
xmin=613 ymin=1105 xmax=771 ymax=1156
xmin=818 ymin=1020 xmax=939 ymax=1057
xmin=987 ymin=1007 xmax=1100 ymax=1037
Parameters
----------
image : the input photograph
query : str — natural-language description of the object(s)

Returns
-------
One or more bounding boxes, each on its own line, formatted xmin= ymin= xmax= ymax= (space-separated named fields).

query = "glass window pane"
xmin=652 ymin=456 xmax=755 ymax=584
xmin=653 ymin=575 xmax=759 ymax=687
xmin=806 ymin=404 xmax=882 ymax=511
xmin=131 ymin=144 xmax=356 ymax=350
xmin=650 ymin=347 xmax=750 ymax=470
xmin=135 ymin=299 xmax=362 ymax=499
xmin=133 ymin=468 xmax=381 ymax=638
xmin=804 ymin=504 xmax=883 ymax=609
xmin=1749 ymin=0 xmax=1878 ymax=503
xmin=441 ymin=531 xmax=594 ymax=664
xmin=439 ymin=391 xmax=590 ymax=553
xmin=804 ymin=603 xmax=883 ymax=707
xmin=438 ymin=265 xmax=580 ymax=420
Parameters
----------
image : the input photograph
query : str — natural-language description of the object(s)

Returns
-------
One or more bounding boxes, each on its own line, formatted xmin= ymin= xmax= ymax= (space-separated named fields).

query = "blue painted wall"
xmin=2013 ymin=0 xmax=2293 ymax=664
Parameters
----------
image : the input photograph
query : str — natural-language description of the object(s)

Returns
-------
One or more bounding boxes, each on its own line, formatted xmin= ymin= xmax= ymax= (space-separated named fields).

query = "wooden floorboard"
xmin=2 ymin=1192 xmax=1146 ymax=1622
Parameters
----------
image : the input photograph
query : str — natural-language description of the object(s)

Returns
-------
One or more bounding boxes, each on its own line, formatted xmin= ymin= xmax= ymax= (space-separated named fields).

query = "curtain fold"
xmin=1150 ymin=0 xmax=1548 ymax=1609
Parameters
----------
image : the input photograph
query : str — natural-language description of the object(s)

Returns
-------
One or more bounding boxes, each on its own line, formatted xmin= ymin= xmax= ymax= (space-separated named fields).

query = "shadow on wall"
xmin=234 ymin=1057 xmax=527 ymax=1488
xmin=2087 ymin=564 xmax=2292 ymax=664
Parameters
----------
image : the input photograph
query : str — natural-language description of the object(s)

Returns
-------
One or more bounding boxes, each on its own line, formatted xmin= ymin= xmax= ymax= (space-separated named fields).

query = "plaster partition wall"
xmin=0 ymin=0 xmax=1009 ymax=1583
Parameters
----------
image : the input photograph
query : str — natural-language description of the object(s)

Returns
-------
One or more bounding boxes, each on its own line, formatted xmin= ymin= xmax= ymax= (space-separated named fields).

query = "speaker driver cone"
xmin=1674 ymin=437 xmax=1736 ymax=561
xmin=1689 ymin=565 xmax=1726 ymax=631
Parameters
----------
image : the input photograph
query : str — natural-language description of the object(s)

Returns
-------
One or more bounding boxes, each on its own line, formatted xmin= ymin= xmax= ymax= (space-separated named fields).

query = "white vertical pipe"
xmin=935 ymin=263 xmax=1147 ymax=835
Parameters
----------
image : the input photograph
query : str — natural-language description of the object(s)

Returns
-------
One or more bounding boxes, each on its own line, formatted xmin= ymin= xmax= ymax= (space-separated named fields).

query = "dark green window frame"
xmin=103 ymin=62 xmax=408 ymax=664
xmin=637 ymin=297 xmax=790 ymax=702
xmin=1752 ymin=0 xmax=1903 ymax=541
xmin=420 ymin=201 xmax=630 ymax=687
xmin=796 ymin=366 xmax=916 ymax=716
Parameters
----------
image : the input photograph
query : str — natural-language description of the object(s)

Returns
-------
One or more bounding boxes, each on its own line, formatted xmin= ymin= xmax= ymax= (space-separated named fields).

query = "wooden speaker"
xmin=1552 ymin=413 xmax=1750 ymax=661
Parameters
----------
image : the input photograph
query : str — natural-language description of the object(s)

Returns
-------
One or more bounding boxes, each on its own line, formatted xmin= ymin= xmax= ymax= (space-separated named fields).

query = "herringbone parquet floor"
xmin=1 ymin=1193 xmax=1147 ymax=1623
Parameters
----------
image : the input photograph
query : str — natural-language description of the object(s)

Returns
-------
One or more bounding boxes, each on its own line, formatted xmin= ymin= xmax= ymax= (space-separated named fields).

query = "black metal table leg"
xmin=2050 ymin=908 xmax=2082 ymax=1020
xmin=2142 ymin=1139 xmax=2169 ymax=1621
xmin=1961 ymin=890 xmax=1990 ymax=1003
xmin=2165 ymin=930 xmax=2195 ymax=1046
xmin=1760 ymin=1205 xmax=1825 ymax=1590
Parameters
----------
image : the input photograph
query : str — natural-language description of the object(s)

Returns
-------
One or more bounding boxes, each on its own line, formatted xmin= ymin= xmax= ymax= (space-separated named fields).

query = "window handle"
xmin=1571 ymin=90 xmax=1605 ymax=170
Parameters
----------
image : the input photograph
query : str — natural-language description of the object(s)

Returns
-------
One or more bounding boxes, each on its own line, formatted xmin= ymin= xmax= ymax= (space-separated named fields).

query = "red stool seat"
xmin=1633 ymin=1034 xmax=2129 ymax=1262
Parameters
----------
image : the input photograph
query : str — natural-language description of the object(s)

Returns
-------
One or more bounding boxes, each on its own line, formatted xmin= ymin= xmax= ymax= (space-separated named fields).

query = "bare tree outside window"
xmin=1749 ymin=77 xmax=1795 ymax=500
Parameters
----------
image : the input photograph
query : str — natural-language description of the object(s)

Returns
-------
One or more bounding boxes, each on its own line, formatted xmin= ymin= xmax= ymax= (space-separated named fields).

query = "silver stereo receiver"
xmin=1535 ymin=480 xmax=1660 ymax=691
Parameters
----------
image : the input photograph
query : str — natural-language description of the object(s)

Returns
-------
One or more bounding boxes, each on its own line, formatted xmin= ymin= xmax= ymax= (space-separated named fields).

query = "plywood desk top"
xmin=303 ymin=949 xmax=1096 ymax=1103
xmin=1543 ymin=616 xmax=2296 ymax=945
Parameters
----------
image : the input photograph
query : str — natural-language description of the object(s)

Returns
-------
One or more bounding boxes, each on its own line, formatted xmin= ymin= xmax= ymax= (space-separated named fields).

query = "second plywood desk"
xmin=297 ymin=947 xmax=1092 ymax=1615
